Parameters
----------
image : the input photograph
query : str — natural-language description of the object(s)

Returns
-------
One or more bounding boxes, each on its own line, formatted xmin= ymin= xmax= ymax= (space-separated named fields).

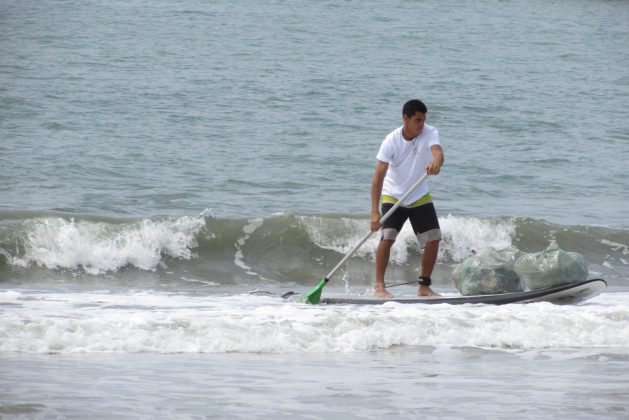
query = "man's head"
xmin=402 ymin=99 xmax=428 ymax=140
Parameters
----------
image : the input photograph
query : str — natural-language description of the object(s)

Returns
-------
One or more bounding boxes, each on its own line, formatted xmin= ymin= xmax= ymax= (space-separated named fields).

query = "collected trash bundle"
xmin=452 ymin=248 xmax=523 ymax=296
xmin=513 ymin=241 xmax=589 ymax=291
xmin=453 ymin=241 xmax=588 ymax=296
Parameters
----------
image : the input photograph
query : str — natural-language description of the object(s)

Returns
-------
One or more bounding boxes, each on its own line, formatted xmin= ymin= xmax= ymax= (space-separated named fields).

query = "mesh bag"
xmin=453 ymin=248 xmax=523 ymax=296
xmin=514 ymin=241 xmax=588 ymax=290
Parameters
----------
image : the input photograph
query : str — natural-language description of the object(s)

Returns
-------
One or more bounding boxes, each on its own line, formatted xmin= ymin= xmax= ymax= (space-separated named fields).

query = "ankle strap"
xmin=418 ymin=276 xmax=432 ymax=286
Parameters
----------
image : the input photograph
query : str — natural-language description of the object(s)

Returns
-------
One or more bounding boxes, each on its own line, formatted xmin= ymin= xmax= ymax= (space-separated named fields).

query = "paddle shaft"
xmin=323 ymin=172 xmax=429 ymax=282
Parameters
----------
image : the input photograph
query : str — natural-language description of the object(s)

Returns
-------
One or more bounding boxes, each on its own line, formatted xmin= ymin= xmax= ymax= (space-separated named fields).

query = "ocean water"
xmin=1 ymin=0 xmax=629 ymax=418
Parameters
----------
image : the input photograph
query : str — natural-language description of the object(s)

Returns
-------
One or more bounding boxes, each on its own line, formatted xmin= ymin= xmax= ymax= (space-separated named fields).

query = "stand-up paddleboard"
xmin=319 ymin=278 xmax=606 ymax=305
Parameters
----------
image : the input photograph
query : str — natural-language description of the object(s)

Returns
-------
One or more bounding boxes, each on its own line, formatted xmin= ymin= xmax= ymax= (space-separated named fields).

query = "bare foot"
xmin=418 ymin=285 xmax=440 ymax=297
xmin=373 ymin=287 xmax=392 ymax=299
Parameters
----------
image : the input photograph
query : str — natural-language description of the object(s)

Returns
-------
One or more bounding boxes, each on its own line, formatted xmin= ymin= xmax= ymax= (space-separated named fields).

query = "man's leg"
xmin=407 ymin=201 xmax=442 ymax=297
xmin=418 ymin=240 xmax=440 ymax=296
xmin=374 ymin=203 xmax=407 ymax=298
xmin=374 ymin=239 xmax=395 ymax=298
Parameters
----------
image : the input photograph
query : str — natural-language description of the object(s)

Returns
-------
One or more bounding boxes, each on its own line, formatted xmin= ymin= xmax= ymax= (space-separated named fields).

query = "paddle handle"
xmin=323 ymin=172 xmax=429 ymax=281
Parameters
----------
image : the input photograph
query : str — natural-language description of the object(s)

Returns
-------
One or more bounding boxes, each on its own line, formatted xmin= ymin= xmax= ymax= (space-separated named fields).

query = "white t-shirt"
xmin=376 ymin=124 xmax=441 ymax=206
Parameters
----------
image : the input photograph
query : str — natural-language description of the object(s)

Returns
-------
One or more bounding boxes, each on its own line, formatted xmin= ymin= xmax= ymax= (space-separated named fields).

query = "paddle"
xmin=302 ymin=172 xmax=430 ymax=304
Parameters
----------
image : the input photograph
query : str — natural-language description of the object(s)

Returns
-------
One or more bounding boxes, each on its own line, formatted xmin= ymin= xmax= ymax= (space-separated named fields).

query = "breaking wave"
xmin=0 ymin=210 xmax=627 ymax=285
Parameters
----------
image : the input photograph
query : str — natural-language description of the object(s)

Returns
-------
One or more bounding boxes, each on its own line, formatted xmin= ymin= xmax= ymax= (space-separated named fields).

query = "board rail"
xmin=320 ymin=278 xmax=607 ymax=305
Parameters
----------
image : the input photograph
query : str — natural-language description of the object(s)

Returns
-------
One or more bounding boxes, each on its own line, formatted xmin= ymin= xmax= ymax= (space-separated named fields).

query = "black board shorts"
xmin=380 ymin=202 xmax=442 ymax=248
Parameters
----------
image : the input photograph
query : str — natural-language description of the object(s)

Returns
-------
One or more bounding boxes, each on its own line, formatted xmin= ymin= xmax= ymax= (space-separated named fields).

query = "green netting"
xmin=514 ymin=241 xmax=588 ymax=290
xmin=453 ymin=248 xmax=523 ymax=296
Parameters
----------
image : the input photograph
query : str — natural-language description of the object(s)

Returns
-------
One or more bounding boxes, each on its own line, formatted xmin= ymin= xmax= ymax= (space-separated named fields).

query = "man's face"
xmin=403 ymin=112 xmax=426 ymax=139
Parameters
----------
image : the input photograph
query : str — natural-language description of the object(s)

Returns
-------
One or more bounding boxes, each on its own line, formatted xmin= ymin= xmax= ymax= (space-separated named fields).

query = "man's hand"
xmin=370 ymin=211 xmax=381 ymax=232
xmin=426 ymin=160 xmax=442 ymax=175
xmin=426 ymin=145 xmax=444 ymax=175
xmin=371 ymin=160 xmax=388 ymax=232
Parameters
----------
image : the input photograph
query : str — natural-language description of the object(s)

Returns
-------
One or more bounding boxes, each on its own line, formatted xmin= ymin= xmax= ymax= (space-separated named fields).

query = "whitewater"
xmin=2 ymin=289 xmax=628 ymax=354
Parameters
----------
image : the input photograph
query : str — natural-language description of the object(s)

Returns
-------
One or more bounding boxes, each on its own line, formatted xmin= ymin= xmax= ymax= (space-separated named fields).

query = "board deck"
xmin=319 ymin=278 xmax=607 ymax=305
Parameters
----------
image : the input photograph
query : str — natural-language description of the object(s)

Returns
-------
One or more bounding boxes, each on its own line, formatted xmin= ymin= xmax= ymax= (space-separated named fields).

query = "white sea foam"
xmin=601 ymin=239 xmax=629 ymax=257
xmin=439 ymin=214 xmax=516 ymax=261
xmin=12 ymin=216 xmax=206 ymax=275
xmin=1 ymin=289 xmax=627 ymax=354
xmin=234 ymin=217 xmax=265 ymax=276
xmin=300 ymin=214 xmax=516 ymax=264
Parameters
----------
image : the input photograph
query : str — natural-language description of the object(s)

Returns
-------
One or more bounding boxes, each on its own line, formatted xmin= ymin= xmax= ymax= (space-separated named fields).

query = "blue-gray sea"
xmin=1 ymin=0 xmax=628 ymax=418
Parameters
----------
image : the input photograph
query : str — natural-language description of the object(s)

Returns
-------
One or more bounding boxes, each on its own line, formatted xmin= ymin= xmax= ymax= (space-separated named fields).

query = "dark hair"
xmin=403 ymin=99 xmax=428 ymax=117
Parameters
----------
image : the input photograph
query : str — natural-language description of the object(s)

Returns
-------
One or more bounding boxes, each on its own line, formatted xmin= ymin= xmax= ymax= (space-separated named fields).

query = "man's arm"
xmin=426 ymin=145 xmax=444 ymax=175
xmin=371 ymin=160 xmax=389 ymax=232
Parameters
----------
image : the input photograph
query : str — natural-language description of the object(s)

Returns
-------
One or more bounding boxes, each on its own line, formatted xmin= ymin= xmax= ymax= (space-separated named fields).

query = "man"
xmin=370 ymin=99 xmax=444 ymax=298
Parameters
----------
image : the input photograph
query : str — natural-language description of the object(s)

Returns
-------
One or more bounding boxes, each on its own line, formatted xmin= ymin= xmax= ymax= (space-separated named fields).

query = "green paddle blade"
xmin=303 ymin=279 xmax=327 ymax=304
